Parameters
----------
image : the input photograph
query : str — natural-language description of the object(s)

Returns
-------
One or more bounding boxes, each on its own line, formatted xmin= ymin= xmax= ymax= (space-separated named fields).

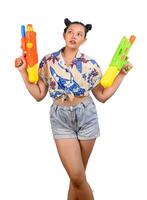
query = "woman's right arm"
xmin=15 ymin=56 xmax=48 ymax=101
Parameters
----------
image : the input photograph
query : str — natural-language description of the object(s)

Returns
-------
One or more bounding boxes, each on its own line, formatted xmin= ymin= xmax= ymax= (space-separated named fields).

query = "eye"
xmin=67 ymin=30 xmax=72 ymax=34
xmin=77 ymin=32 xmax=83 ymax=37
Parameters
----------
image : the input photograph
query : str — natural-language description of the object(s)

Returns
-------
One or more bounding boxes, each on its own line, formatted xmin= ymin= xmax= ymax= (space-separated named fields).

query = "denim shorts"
xmin=49 ymin=95 xmax=100 ymax=140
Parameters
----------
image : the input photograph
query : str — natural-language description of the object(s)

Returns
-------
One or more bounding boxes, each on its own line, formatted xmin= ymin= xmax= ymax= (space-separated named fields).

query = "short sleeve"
xmin=89 ymin=59 xmax=103 ymax=89
xmin=38 ymin=56 xmax=50 ymax=86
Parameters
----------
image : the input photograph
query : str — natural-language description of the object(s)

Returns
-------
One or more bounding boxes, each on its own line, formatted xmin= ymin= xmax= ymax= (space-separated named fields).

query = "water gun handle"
xmin=100 ymin=66 xmax=119 ymax=88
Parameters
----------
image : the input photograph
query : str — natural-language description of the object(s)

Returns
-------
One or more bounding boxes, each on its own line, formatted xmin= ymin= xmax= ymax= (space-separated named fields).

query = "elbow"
xmin=99 ymin=98 xmax=107 ymax=103
xmin=96 ymin=92 xmax=110 ymax=103
xmin=34 ymin=92 xmax=47 ymax=102
xmin=97 ymin=96 xmax=108 ymax=103
xmin=34 ymin=96 xmax=43 ymax=102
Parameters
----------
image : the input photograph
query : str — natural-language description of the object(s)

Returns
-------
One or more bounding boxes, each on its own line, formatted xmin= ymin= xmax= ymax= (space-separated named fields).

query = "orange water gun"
xmin=16 ymin=24 xmax=39 ymax=83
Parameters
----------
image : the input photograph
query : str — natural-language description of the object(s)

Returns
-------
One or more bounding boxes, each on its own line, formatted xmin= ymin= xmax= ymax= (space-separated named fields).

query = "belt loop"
xmin=80 ymin=95 xmax=91 ymax=108
xmin=55 ymin=104 xmax=58 ymax=112
xmin=70 ymin=106 xmax=73 ymax=111
xmin=81 ymin=102 xmax=86 ymax=108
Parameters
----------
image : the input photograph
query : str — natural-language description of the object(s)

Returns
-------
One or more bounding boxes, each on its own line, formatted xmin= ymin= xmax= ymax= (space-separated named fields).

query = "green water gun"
xmin=100 ymin=35 xmax=136 ymax=88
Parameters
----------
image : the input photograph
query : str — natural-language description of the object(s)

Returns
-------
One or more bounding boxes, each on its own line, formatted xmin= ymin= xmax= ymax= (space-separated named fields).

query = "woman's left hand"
xmin=120 ymin=61 xmax=133 ymax=75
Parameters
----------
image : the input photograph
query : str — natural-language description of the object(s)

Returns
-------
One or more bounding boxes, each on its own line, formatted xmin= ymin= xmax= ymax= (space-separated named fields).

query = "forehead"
xmin=67 ymin=24 xmax=85 ymax=32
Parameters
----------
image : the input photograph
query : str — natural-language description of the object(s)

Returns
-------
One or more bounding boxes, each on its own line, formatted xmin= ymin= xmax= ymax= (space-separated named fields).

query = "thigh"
xmin=54 ymin=138 xmax=85 ymax=180
xmin=79 ymin=139 xmax=96 ymax=170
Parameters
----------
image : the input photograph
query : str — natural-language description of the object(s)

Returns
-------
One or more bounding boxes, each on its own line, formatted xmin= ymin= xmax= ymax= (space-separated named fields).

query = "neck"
xmin=62 ymin=46 xmax=78 ymax=59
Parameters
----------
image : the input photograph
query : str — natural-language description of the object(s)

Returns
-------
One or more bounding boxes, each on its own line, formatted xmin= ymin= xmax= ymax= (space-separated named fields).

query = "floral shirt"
xmin=39 ymin=48 xmax=102 ymax=101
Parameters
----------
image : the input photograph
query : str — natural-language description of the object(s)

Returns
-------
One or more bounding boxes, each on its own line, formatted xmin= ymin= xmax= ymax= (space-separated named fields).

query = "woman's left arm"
xmin=92 ymin=62 xmax=133 ymax=103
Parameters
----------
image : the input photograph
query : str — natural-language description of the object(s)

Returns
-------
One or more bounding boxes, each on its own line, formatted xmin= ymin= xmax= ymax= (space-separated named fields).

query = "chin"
xmin=67 ymin=44 xmax=78 ymax=49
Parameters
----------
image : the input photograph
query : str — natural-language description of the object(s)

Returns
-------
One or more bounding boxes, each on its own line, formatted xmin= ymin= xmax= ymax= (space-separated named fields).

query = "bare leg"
xmin=71 ymin=178 xmax=94 ymax=200
xmin=67 ymin=181 xmax=78 ymax=200
xmin=54 ymin=138 xmax=95 ymax=200
xmin=67 ymin=139 xmax=96 ymax=200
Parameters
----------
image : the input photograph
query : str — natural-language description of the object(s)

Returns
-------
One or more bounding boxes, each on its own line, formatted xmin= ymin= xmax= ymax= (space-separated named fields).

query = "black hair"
xmin=63 ymin=18 xmax=92 ymax=37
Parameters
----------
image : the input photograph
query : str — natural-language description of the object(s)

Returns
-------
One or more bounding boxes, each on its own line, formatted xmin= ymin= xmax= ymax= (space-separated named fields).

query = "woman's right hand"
xmin=15 ymin=56 xmax=48 ymax=101
xmin=15 ymin=56 xmax=27 ymax=72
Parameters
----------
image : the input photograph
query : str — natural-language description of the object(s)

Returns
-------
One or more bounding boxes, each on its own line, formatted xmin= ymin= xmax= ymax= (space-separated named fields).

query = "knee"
xmin=70 ymin=171 xmax=86 ymax=188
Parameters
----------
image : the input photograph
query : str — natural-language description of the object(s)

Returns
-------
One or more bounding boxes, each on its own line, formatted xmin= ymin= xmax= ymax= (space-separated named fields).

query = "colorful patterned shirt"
xmin=39 ymin=47 xmax=102 ymax=101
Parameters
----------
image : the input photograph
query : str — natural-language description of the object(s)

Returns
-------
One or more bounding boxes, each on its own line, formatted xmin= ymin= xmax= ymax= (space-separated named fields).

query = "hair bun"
xmin=85 ymin=24 xmax=92 ymax=31
xmin=64 ymin=18 xmax=71 ymax=26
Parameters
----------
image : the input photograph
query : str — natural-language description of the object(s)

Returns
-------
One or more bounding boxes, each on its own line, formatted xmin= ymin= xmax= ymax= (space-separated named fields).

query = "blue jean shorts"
xmin=49 ymin=95 xmax=100 ymax=140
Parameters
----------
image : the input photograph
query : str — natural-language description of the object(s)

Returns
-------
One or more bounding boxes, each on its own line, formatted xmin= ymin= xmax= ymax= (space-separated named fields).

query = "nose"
xmin=72 ymin=33 xmax=77 ymax=39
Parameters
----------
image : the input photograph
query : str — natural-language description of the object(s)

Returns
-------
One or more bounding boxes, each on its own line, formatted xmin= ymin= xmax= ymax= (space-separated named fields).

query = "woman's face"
xmin=63 ymin=24 xmax=86 ymax=49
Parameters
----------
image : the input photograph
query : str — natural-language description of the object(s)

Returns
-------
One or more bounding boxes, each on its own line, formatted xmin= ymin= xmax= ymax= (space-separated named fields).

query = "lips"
xmin=69 ymin=40 xmax=76 ymax=45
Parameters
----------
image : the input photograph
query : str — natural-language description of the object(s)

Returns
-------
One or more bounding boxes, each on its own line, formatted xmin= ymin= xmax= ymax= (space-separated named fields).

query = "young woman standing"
xmin=15 ymin=18 xmax=132 ymax=200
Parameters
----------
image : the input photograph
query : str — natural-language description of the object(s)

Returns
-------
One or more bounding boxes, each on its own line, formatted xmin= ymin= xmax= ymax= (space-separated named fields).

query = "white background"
xmin=0 ymin=0 xmax=147 ymax=199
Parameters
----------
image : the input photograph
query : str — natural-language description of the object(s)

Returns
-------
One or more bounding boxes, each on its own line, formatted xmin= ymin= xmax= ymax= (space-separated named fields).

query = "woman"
xmin=15 ymin=18 xmax=132 ymax=200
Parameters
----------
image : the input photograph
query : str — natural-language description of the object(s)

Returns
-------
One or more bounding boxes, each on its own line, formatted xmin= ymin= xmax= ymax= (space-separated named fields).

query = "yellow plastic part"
xmin=27 ymin=64 xmax=39 ymax=83
xmin=27 ymin=42 xmax=33 ymax=48
xmin=27 ymin=24 xmax=33 ymax=32
xmin=100 ymin=66 xmax=119 ymax=88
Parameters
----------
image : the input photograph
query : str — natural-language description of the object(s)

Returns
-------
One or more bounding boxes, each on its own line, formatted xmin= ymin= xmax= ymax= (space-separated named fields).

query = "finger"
xmin=20 ymin=56 xmax=27 ymax=65
xmin=22 ymin=51 xmax=26 ymax=57
xmin=123 ymin=64 xmax=132 ymax=73
xmin=15 ymin=57 xmax=23 ymax=68
xmin=125 ymin=56 xmax=129 ymax=61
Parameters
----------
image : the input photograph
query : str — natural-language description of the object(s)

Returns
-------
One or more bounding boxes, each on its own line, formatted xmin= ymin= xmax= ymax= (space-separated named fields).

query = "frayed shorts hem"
xmin=77 ymin=134 xmax=100 ymax=140
xmin=52 ymin=133 xmax=100 ymax=140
